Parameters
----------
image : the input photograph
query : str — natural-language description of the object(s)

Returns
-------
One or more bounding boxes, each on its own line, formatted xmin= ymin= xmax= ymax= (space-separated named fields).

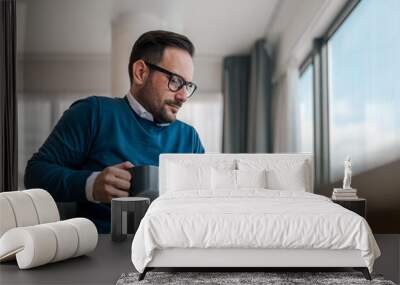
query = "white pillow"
xmin=211 ymin=169 xmax=268 ymax=190
xmin=167 ymin=163 xmax=212 ymax=191
xmin=237 ymin=159 xmax=309 ymax=191
xmin=211 ymin=168 xmax=236 ymax=190
xmin=236 ymin=169 xmax=267 ymax=188
xmin=266 ymin=164 xmax=307 ymax=191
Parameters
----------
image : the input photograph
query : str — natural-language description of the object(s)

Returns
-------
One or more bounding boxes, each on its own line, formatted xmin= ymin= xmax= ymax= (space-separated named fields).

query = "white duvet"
xmin=131 ymin=190 xmax=380 ymax=273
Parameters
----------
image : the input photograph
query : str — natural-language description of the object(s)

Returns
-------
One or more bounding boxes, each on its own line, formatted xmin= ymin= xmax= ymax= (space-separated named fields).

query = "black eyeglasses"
xmin=145 ymin=61 xmax=197 ymax=98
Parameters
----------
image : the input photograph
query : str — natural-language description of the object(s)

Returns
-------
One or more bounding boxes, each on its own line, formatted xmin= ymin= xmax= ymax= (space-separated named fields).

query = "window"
xmin=327 ymin=0 xmax=400 ymax=181
xmin=177 ymin=93 xmax=223 ymax=153
xmin=298 ymin=64 xmax=314 ymax=153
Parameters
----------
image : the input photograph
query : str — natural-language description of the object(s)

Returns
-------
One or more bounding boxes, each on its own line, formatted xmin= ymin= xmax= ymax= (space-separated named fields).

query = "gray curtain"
xmin=247 ymin=39 xmax=273 ymax=153
xmin=222 ymin=56 xmax=250 ymax=153
xmin=0 ymin=0 xmax=18 ymax=192
xmin=222 ymin=39 xmax=273 ymax=153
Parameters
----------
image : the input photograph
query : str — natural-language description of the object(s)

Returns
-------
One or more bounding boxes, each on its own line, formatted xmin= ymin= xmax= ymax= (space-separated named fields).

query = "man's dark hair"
xmin=128 ymin=30 xmax=195 ymax=85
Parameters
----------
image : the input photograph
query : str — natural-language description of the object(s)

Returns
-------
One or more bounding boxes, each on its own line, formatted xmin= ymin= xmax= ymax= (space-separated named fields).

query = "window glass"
xmin=328 ymin=0 xmax=400 ymax=181
xmin=298 ymin=64 xmax=314 ymax=153
xmin=178 ymin=93 xmax=223 ymax=153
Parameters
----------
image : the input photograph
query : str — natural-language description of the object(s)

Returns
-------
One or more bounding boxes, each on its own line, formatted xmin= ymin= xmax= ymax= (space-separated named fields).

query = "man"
xmin=24 ymin=30 xmax=204 ymax=233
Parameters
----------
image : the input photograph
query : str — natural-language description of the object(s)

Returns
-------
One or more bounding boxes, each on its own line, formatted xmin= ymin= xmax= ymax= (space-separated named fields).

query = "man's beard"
xmin=136 ymin=80 xmax=182 ymax=124
xmin=157 ymin=99 xmax=182 ymax=123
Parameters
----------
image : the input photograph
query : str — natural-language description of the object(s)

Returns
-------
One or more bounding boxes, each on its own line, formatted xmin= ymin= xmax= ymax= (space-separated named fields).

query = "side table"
xmin=332 ymin=198 xmax=366 ymax=218
xmin=111 ymin=197 xmax=150 ymax=242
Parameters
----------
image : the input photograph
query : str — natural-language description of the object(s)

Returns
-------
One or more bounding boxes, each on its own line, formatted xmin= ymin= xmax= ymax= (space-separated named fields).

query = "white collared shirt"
xmin=85 ymin=91 xmax=169 ymax=202
xmin=126 ymin=91 xmax=170 ymax=127
xmin=126 ymin=91 xmax=154 ymax=122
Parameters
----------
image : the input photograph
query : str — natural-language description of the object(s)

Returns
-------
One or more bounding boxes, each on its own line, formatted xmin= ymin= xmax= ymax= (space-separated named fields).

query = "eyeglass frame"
xmin=144 ymin=61 xmax=197 ymax=98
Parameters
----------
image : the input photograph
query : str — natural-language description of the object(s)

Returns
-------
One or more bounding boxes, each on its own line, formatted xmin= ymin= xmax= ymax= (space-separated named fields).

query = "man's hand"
xmin=93 ymin=161 xmax=134 ymax=203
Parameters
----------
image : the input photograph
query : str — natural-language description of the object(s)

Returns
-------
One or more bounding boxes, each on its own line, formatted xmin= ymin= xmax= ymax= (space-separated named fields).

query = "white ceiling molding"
xmin=290 ymin=0 xmax=349 ymax=69
xmin=267 ymin=0 xmax=348 ymax=81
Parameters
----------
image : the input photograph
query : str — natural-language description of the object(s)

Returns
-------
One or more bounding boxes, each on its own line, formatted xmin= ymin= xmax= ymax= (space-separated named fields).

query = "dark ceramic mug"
xmin=127 ymin=165 xmax=159 ymax=201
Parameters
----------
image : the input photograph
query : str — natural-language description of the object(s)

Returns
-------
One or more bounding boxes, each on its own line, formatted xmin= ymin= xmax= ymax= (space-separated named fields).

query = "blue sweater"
xmin=24 ymin=96 xmax=204 ymax=233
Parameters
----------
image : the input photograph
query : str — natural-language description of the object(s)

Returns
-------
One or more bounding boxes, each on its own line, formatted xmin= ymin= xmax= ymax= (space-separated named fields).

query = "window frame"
xmin=298 ymin=0 xmax=361 ymax=190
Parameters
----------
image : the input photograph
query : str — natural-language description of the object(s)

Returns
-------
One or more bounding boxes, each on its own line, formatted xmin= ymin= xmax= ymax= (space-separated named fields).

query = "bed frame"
xmin=138 ymin=154 xmax=372 ymax=280
xmin=140 ymin=248 xmax=370 ymax=280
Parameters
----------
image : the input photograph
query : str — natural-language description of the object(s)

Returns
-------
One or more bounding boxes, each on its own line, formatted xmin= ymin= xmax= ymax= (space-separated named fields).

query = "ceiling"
xmin=17 ymin=0 xmax=279 ymax=56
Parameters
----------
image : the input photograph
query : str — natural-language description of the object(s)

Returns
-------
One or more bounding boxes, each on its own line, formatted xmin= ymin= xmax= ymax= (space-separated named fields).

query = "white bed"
xmin=131 ymin=154 xmax=380 ymax=280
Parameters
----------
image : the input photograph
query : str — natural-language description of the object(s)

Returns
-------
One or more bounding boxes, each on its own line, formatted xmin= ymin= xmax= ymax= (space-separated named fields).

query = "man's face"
xmin=135 ymin=47 xmax=194 ymax=123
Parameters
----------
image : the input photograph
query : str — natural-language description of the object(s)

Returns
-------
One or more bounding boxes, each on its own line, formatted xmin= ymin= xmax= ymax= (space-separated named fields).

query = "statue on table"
xmin=342 ymin=156 xmax=352 ymax=189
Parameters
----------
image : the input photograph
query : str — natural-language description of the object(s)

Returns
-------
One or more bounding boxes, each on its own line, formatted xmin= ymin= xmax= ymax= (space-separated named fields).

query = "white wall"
xmin=193 ymin=56 xmax=222 ymax=93
xmin=18 ymin=0 xmax=111 ymax=55
xmin=18 ymin=55 xmax=111 ymax=94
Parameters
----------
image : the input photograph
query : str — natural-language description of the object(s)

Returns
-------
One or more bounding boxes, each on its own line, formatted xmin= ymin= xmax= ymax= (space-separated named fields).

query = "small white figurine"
xmin=343 ymin=156 xmax=352 ymax=189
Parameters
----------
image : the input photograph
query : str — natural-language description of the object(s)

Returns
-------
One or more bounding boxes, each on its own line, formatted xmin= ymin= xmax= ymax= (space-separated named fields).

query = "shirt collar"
xmin=127 ymin=91 xmax=170 ymax=127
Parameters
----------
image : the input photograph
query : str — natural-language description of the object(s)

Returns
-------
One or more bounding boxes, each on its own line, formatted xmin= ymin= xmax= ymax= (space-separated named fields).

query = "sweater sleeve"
xmin=192 ymin=128 xmax=205 ymax=154
xmin=24 ymin=97 xmax=99 ymax=202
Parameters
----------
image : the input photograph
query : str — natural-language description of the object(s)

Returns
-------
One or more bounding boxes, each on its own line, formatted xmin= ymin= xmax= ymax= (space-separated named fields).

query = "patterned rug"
xmin=116 ymin=271 xmax=396 ymax=285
